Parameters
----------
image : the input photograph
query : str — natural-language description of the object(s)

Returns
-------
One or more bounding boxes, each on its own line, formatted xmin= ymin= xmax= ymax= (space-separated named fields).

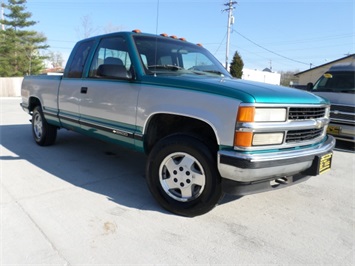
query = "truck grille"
xmin=330 ymin=104 xmax=355 ymax=124
xmin=286 ymin=128 xmax=324 ymax=143
xmin=330 ymin=105 xmax=355 ymax=113
xmin=288 ymin=107 xmax=326 ymax=120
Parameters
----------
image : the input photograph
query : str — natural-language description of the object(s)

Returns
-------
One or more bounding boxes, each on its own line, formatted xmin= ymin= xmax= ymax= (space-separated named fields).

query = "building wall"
xmin=242 ymin=68 xmax=281 ymax=85
xmin=0 ymin=77 xmax=23 ymax=97
xmin=297 ymin=56 xmax=355 ymax=85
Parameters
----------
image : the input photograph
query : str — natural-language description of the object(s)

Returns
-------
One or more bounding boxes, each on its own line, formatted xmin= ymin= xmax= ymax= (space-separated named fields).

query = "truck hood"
xmin=311 ymin=91 xmax=355 ymax=106
xmin=141 ymin=75 xmax=328 ymax=104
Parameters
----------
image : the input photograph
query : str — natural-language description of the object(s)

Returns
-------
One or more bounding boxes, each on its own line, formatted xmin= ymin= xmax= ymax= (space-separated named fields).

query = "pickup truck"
xmin=307 ymin=62 xmax=355 ymax=149
xmin=21 ymin=30 xmax=335 ymax=216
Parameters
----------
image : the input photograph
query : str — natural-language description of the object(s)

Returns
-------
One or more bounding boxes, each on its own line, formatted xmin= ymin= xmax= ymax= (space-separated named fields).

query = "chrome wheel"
xmin=146 ymin=135 xmax=223 ymax=216
xmin=159 ymin=152 xmax=206 ymax=202
xmin=31 ymin=106 xmax=57 ymax=146
xmin=33 ymin=112 xmax=43 ymax=139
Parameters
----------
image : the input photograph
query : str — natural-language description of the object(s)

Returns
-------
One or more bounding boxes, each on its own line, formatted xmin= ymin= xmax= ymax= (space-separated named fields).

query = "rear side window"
xmin=65 ymin=40 xmax=95 ymax=78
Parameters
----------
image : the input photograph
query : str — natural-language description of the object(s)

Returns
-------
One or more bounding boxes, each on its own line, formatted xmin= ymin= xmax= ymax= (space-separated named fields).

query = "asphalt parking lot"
xmin=1 ymin=97 xmax=354 ymax=265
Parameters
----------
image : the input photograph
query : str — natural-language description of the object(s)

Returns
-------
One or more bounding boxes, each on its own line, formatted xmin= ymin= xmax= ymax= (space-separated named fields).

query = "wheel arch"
xmin=143 ymin=112 xmax=220 ymax=155
xmin=28 ymin=96 xmax=42 ymax=112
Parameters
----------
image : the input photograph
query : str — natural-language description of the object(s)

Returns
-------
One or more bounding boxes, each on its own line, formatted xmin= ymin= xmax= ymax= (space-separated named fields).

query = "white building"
xmin=242 ymin=68 xmax=281 ymax=85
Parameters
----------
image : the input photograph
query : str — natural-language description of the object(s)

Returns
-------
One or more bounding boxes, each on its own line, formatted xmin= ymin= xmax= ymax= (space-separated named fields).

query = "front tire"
xmin=32 ymin=106 xmax=57 ymax=146
xmin=146 ymin=135 xmax=224 ymax=217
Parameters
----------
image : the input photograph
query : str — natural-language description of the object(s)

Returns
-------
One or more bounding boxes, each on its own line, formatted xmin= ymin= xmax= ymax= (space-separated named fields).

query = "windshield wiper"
xmin=202 ymin=70 xmax=225 ymax=76
xmin=190 ymin=69 xmax=225 ymax=76
xmin=148 ymin=65 xmax=183 ymax=71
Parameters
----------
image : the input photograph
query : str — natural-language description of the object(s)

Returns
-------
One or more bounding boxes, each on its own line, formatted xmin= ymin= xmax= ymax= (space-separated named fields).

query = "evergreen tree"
xmin=0 ymin=0 xmax=48 ymax=76
xmin=229 ymin=51 xmax=244 ymax=78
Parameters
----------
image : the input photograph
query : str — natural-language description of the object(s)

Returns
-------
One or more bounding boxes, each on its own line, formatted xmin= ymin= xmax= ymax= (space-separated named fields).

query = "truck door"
xmin=59 ymin=40 xmax=95 ymax=131
xmin=79 ymin=36 xmax=141 ymax=148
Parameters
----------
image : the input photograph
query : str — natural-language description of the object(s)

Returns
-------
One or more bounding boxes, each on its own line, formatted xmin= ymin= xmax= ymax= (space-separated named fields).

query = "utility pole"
xmin=223 ymin=1 xmax=237 ymax=70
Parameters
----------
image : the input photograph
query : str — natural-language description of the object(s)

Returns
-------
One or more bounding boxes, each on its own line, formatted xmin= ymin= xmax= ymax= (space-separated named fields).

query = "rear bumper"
xmin=20 ymin=102 xmax=30 ymax=113
xmin=218 ymin=135 xmax=335 ymax=195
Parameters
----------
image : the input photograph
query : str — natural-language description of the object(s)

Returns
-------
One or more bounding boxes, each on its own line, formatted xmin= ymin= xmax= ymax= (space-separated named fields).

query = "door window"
xmin=89 ymin=37 xmax=131 ymax=78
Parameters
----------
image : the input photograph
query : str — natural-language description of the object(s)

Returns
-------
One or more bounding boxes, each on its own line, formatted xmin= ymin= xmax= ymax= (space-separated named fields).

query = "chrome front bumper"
xmin=218 ymin=135 xmax=335 ymax=183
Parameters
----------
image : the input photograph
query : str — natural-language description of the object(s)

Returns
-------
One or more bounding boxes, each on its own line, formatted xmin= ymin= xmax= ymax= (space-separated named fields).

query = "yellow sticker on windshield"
xmin=323 ymin=73 xmax=333 ymax=78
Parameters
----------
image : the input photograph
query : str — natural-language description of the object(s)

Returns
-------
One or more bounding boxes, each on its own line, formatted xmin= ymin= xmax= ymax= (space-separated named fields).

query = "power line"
xmin=234 ymin=30 xmax=310 ymax=66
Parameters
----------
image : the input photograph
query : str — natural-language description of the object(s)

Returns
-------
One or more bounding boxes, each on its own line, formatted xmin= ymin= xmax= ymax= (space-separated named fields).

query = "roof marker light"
xmin=132 ymin=29 xmax=141 ymax=33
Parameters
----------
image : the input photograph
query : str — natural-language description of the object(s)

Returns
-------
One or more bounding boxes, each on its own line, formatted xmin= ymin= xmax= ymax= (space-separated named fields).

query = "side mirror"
xmin=306 ymin=82 xmax=314 ymax=91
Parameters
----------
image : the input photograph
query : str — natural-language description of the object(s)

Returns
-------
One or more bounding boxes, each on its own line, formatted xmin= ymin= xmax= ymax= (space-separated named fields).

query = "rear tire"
xmin=32 ymin=106 xmax=57 ymax=146
xmin=146 ymin=134 xmax=224 ymax=217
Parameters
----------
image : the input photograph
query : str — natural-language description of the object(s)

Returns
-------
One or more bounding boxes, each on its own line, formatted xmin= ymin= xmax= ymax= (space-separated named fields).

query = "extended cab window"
xmin=89 ymin=36 xmax=131 ymax=79
xmin=65 ymin=40 xmax=94 ymax=78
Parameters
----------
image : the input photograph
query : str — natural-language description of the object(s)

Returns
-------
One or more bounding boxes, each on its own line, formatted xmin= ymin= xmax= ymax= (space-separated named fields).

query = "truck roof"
xmin=328 ymin=61 xmax=355 ymax=72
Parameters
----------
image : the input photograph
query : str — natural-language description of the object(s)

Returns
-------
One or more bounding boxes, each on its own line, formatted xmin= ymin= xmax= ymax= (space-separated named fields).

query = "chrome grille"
xmin=330 ymin=104 xmax=355 ymax=124
xmin=286 ymin=128 xmax=324 ymax=143
xmin=330 ymin=105 xmax=355 ymax=113
xmin=288 ymin=107 xmax=326 ymax=120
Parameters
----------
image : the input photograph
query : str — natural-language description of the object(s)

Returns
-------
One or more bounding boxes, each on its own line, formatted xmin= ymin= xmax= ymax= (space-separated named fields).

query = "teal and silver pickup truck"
xmin=21 ymin=30 xmax=335 ymax=216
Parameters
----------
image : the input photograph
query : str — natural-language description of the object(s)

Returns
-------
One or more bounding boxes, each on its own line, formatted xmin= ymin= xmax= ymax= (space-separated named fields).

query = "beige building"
xmin=295 ymin=54 xmax=355 ymax=86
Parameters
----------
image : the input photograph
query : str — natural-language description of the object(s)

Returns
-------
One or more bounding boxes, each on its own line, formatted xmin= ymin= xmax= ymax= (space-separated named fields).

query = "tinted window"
xmin=313 ymin=71 xmax=355 ymax=92
xmin=66 ymin=40 xmax=95 ymax=78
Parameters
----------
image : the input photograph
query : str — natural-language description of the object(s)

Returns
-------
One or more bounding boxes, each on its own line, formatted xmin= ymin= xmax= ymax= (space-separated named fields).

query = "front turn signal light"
xmin=234 ymin=132 xmax=253 ymax=147
xmin=237 ymin=106 xmax=255 ymax=122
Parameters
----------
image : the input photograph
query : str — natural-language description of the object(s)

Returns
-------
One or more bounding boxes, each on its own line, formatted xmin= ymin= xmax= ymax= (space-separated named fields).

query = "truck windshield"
xmin=313 ymin=71 xmax=355 ymax=93
xmin=133 ymin=35 xmax=231 ymax=77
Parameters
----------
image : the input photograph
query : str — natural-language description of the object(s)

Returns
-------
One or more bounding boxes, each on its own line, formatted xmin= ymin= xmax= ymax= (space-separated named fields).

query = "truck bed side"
xmin=21 ymin=74 xmax=62 ymax=126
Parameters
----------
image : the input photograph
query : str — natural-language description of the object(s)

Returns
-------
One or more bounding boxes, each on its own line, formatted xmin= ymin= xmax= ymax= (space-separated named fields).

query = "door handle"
xmin=81 ymin=87 xmax=88 ymax=94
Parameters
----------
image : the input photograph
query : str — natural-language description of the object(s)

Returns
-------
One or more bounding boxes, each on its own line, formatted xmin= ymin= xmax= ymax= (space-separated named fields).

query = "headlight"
xmin=235 ymin=106 xmax=287 ymax=148
xmin=255 ymin=108 xmax=286 ymax=122
xmin=252 ymin=133 xmax=284 ymax=146
xmin=237 ymin=106 xmax=287 ymax=122
xmin=234 ymin=132 xmax=284 ymax=147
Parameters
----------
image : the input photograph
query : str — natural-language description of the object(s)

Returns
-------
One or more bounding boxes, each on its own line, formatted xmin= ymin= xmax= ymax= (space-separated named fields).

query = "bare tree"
xmin=103 ymin=22 xmax=123 ymax=34
xmin=75 ymin=15 xmax=99 ymax=39
xmin=47 ymin=51 xmax=64 ymax=68
xmin=280 ymin=70 xmax=300 ymax=87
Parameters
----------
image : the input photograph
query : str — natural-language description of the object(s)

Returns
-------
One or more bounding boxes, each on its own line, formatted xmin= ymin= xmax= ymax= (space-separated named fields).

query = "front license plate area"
xmin=318 ymin=153 xmax=333 ymax=174
xmin=305 ymin=152 xmax=333 ymax=176
xmin=327 ymin=125 xmax=341 ymax=135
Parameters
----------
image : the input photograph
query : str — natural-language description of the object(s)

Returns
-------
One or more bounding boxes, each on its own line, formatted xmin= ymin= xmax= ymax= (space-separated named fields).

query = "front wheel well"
xmin=144 ymin=114 xmax=219 ymax=155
